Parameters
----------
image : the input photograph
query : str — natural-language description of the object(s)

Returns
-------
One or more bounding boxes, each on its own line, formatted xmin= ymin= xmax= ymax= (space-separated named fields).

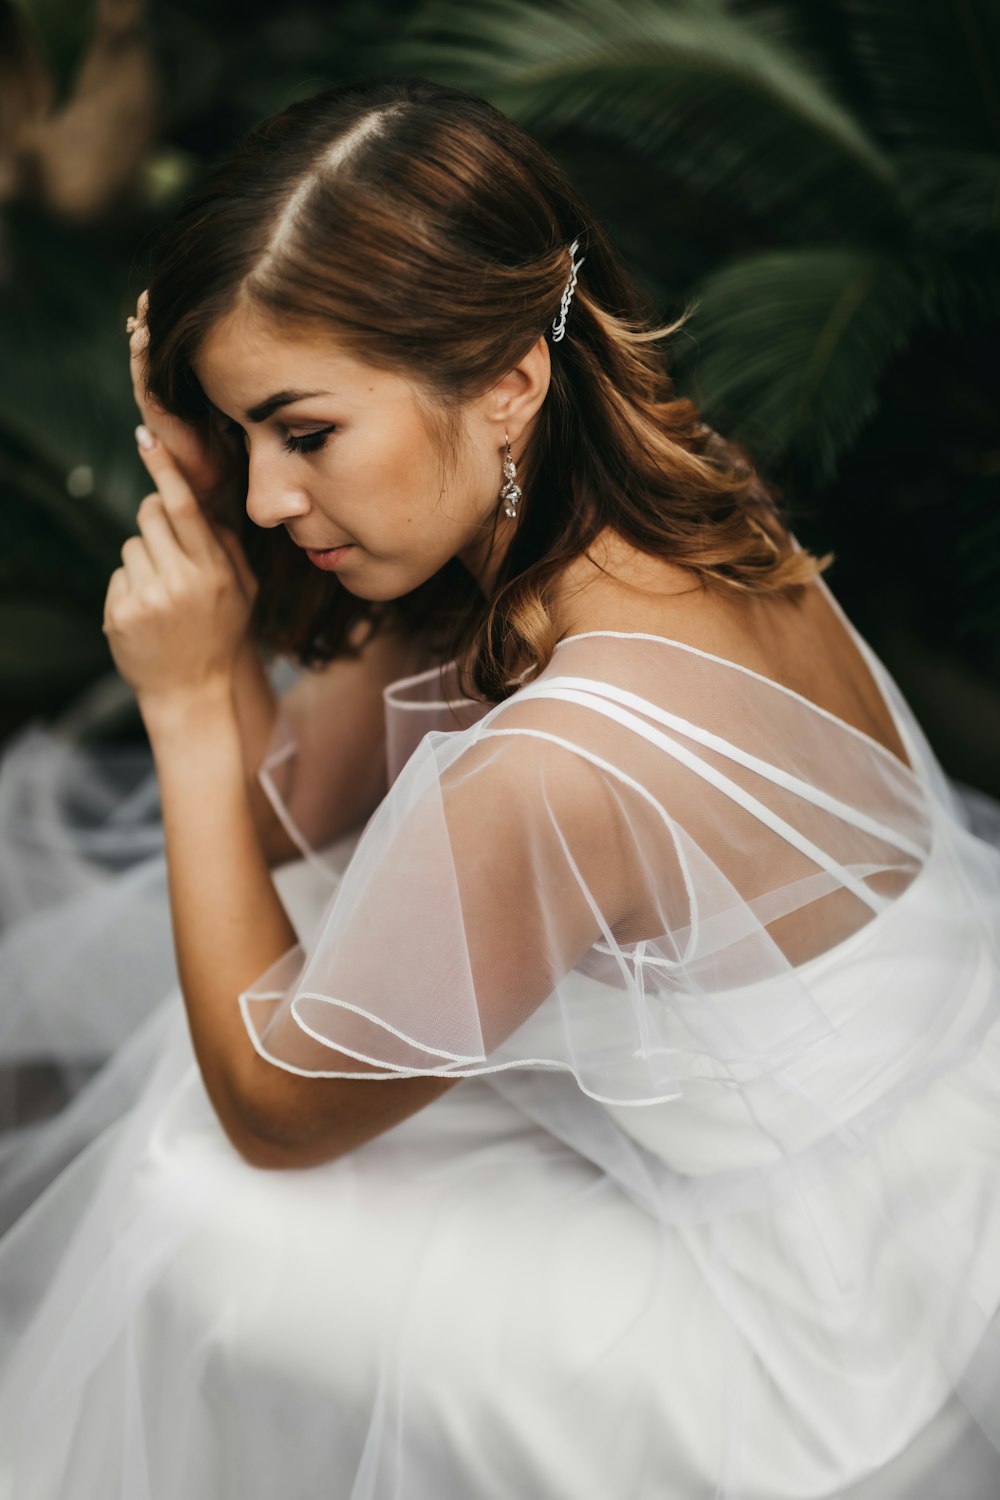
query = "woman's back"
xmin=551 ymin=528 xmax=912 ymax=774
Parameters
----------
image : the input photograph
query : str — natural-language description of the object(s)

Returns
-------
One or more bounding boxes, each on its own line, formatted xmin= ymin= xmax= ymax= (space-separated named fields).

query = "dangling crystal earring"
xmin=499 ymin=432 xmax=521 ymax=519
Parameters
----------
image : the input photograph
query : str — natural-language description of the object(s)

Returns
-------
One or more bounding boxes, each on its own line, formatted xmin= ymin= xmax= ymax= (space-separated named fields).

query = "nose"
xmin=244 ymin=446 xmax=311 ymax=530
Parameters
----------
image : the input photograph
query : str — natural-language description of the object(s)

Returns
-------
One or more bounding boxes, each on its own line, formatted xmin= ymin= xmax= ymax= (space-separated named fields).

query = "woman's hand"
xmin=103 ymin=430 xmax=258 ymax=719
xmin=128 ymin=289 xmax=242 ymax=519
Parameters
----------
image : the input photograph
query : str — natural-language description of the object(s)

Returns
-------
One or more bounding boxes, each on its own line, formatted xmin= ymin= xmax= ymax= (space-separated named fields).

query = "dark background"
xmin=2 ymin=0 xmax=998 ymax=791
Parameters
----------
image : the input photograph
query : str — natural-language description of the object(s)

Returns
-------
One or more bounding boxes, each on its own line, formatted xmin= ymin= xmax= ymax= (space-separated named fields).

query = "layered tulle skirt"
xmin=3 ymin=723 xmax=1000 ymax=1498
xmin=3 ymin=974 xmax=1000 ymax=1499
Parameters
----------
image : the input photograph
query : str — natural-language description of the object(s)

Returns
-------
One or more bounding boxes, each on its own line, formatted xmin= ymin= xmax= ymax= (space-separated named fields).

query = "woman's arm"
xmin=142 ymin=684 xmax=301 ymax=1158
xmin=145 ymin=680 xmax=457 ymax=1168
xmin=104 ymin=433 xmax=449 ymax=1166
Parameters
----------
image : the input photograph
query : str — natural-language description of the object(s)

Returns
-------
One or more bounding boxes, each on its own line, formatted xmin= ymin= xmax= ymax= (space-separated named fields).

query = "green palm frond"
xmin=896 ymin=146 xmax=1000 ymax=244
xmin=404 ymin=0 xmax=902 ymax=233
xmin=682 ymin=246 xmax=921 ymax=480
xmin=842 ymin=0 xmax=1000 ymax=153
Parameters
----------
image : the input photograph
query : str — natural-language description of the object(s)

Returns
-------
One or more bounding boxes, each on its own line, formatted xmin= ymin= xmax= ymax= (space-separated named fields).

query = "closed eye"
xmin=283 ymin=427 xmax=335 ymax=455
xmin=221 ymin=419 xmax=335 ymax=456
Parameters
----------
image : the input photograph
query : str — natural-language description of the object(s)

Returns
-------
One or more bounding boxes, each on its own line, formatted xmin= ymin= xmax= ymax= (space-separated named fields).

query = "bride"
xmin=2 ymin=75 xmax=1000 ymax=1499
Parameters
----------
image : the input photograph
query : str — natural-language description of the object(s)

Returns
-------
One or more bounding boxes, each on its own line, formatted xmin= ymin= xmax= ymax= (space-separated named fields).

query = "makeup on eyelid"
xmin=224 ymin=419 xmax=335 ymax=455
xmin=283 ymin=427 xmax=335 ymax=454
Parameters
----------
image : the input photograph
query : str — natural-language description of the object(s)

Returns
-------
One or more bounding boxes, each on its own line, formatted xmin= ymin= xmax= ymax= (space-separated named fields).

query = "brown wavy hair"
xmin=144 ymin=76 xmax=828 ymax=702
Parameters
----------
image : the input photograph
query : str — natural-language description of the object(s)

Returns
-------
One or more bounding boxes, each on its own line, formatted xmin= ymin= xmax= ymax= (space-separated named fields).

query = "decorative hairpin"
xmin=551 ymin=237 xmax=586 ymax=343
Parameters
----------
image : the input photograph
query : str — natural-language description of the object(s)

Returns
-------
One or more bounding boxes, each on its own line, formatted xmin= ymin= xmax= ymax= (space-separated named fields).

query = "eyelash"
xmin=283 ymin=427 xmax=335 ymax=455
xmin=224 ymin=420 xmax=335 ymax=455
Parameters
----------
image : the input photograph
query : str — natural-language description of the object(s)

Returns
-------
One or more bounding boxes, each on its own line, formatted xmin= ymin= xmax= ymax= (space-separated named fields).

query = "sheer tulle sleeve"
xmin=240 ymin=699 xmax=681 ymax=1096
xmin=253 ymin=653 xmax=392 ymax=881
xmin=255 ymin=649 xmax=482 ymax=881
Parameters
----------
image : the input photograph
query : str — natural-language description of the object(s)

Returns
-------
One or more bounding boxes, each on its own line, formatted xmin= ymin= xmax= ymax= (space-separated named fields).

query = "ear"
xmin=485 ymin=335 xmax=551 ymax=446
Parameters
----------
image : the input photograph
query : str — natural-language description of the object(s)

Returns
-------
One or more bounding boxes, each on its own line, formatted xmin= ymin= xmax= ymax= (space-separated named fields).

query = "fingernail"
xmin=135 ymin=424 xmax=155 ymax=451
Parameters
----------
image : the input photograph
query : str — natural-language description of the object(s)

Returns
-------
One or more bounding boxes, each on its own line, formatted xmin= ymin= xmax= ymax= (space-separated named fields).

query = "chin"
xmin=338 ymin=556 xmax=452 ymax=604
xmin=335 ymin=574 xmax=422 ymax=604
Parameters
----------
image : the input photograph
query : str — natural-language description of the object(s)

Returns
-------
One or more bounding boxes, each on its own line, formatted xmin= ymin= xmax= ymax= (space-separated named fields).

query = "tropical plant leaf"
xmin=896 ymin=145 xmax=1000 ymax=245
xmin=681 ymin=246 xmax=922 ymax=479
xmin=841 ymin=0 xmax=1000 ymax=153
xmin=527 ymin=125 xmax=763 ymax=304
xmin=403 ymin=0 xmax=904 ymax=237
xmin=730 ymin=0 xmax=872 ymax=107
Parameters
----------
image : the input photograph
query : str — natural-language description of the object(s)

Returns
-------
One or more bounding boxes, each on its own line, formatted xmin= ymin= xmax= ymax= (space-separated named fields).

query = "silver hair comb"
xmin=551 ymin=238 xmax=586 ymax=343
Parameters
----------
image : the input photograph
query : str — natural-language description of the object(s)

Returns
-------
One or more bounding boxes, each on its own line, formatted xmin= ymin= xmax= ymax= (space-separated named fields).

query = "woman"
xmin=1 ymin=75 xmax=999 ymax=1498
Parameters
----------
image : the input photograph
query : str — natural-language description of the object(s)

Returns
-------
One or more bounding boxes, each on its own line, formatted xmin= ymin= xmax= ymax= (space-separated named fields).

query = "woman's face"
xmin=194 ymin=305 xmax=543 ymax=600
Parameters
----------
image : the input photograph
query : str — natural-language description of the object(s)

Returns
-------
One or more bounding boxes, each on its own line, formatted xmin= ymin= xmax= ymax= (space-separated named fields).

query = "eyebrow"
xmin=244 ymin=389 xmax=330 ymax=423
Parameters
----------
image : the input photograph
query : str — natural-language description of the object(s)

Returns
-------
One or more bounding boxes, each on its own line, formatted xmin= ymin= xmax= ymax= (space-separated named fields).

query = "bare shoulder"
xmin=551 ymin=531 xmax=910 ymax=768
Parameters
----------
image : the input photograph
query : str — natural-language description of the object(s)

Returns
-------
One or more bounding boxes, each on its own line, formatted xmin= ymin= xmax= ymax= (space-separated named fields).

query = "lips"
xmin=303 ymin=543 xmax=355 ymax=572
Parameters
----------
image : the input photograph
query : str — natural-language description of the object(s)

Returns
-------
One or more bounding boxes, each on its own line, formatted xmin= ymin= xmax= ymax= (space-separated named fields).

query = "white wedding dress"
xmin=1 ymin=584 xmax=1000 ymax=1499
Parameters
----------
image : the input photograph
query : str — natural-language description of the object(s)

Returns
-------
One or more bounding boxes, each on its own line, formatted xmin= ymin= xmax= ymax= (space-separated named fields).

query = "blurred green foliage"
xmin=1 ymin=0 xmax=998 ymax=774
